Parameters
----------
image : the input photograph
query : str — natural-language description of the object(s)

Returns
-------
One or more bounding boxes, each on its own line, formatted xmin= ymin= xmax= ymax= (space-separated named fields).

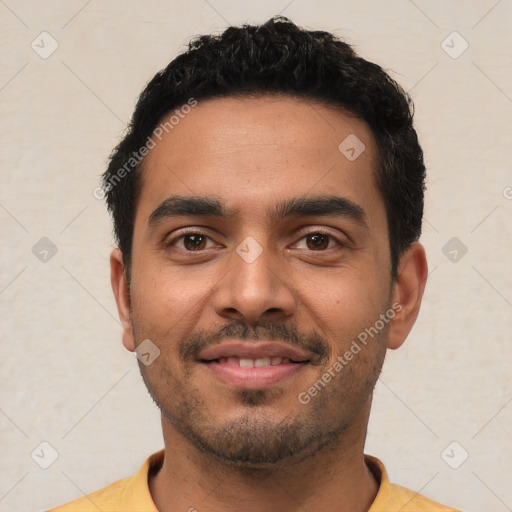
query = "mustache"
xmin=179 ymin=321 xmax=329 ymax=364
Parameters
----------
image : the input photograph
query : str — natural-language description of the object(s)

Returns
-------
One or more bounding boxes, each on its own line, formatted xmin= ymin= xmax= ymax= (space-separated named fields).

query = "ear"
xmin=110 ymin=248 xmax=135 ymax=352
xmin=387 ymin=242 xmax=428 ymax=350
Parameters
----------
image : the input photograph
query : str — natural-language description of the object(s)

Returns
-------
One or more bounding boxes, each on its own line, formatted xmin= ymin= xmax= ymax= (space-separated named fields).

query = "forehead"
xmin=137 ymin=95 xmax=384 ymax=228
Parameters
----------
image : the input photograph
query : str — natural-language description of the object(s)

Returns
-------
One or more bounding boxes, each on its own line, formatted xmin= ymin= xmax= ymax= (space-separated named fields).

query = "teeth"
xmin=254 ymin=357 xmax=271 ymax=367
xmin=217 ymin=357 xmax=292 ymax=367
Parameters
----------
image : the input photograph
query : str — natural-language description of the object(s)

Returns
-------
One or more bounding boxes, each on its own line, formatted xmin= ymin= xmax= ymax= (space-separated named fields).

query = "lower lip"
xmin=200 ymin=361 xmax=307 ymax=389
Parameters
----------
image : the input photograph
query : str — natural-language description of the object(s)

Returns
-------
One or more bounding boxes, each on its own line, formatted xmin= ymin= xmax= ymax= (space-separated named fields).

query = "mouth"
xmin=198 ymin=341 xmax=311 ymax=389
xmin=205 ymin=356 xmax=304 ymax=366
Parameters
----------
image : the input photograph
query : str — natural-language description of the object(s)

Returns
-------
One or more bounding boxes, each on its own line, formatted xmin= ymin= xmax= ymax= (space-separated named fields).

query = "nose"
xmin=212 ymin=240 xmax=296 ymax=324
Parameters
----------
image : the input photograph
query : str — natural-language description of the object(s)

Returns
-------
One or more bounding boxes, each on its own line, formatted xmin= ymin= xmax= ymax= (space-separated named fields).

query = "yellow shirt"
xmin=48 ymin=450 xmax=460 ymax=511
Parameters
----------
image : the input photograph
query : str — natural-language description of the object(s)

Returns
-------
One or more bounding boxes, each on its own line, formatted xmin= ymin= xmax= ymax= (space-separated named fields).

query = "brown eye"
xmin=182 ymin=234 xmax=207 ymax=250
xmin=165 ymin=231 xmax=219 ymax=253
xmin=306 ymin=233 xmax=330 ymax=250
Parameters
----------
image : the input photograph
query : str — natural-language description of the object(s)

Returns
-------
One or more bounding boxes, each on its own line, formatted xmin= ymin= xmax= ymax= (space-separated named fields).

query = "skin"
xmin=111 ymin=96 xmax=427 ymax=512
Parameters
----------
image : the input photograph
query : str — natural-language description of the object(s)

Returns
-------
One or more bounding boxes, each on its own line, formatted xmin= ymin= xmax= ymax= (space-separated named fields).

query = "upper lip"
xmin=198 ymin=341 xmax=311 ymax=362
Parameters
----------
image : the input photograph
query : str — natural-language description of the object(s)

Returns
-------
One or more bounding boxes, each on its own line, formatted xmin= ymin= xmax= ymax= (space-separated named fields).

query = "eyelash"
xmin=164 ymin=228 xmax=345 ymax=252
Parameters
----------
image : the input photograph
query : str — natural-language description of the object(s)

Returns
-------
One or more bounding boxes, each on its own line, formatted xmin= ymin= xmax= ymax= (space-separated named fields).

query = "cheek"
xmin=129 ymin=262 xmax=217 ymax=341
xmin=299 ymin=265 xmax=388 ymax=338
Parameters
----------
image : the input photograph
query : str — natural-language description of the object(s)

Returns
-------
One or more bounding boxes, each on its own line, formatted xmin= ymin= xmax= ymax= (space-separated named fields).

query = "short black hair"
xmin=103 ymin=16 xmax=425 ymax=278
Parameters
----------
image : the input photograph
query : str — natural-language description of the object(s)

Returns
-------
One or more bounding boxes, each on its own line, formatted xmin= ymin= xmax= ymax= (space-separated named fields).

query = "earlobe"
xmin=110 ymin=249 xmax=135 ymax=352
xmin=387 ymin=242 xmax=428 ymax=350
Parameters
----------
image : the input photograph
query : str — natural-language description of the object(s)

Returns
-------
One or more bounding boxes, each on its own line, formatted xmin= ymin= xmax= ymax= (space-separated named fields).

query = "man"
xmin=50 ymin=16 xmax=460 ymax=512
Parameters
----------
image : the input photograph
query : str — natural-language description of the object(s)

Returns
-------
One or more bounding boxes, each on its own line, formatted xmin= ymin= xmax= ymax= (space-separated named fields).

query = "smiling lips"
xmin=216 ymin=356 xmax=292 ymax=367
xmin=198 ymin=341 xmax=311 ymax=389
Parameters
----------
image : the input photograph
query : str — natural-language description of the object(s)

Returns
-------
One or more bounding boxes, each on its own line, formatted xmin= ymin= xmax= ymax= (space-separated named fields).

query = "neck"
xmin=149 ymin=404 xmax=378 ymax=512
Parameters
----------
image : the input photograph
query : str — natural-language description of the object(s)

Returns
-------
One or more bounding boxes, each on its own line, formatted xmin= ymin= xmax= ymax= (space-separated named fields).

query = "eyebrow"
xmin=148 ymin=194 xmax=368 ymax=228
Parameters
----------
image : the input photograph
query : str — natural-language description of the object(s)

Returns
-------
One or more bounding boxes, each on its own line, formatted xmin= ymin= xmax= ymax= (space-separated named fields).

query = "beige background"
xmin=1 ymin=1 xmax=511 ymax=511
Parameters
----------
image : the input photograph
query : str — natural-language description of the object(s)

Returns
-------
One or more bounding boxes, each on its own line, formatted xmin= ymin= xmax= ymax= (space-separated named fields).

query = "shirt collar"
xmin=128 ymin=450 xmax=399 ymax=511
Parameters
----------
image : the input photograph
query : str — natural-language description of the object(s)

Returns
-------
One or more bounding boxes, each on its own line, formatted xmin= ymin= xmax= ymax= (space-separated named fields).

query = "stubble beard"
xmin=138 ymin=350 xmax=386 ymax=470
xmin=133 ymin=314 xmax=389 ymax=469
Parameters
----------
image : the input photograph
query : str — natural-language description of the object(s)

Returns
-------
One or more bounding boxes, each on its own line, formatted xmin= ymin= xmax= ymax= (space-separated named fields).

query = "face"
xmin=111 ymin=96 xmax=425 ymax=466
